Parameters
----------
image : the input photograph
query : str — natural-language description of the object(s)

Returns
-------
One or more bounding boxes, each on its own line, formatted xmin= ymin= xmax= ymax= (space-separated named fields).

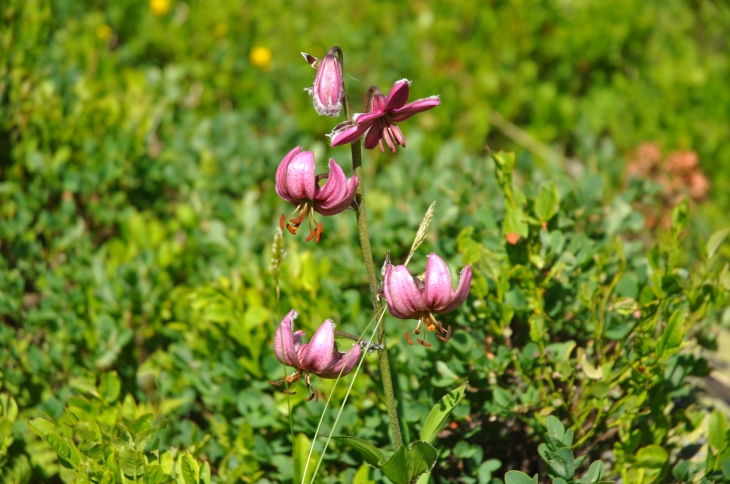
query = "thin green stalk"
xmin=349 ymin=137 xmax=403 ymax=449
xmin=341 ymin=58 xmax=403 ymax=449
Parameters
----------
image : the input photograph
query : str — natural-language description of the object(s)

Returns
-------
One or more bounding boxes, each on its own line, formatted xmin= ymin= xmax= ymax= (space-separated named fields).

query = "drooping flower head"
xmin=276 ymin=146 xmax=358 ymax=242
xmin=329 ymin=79 xmax=440 ymax=153
xmin=302 ymin=47 xmax=344 ymax=117
xmin=383 ymin=253 xmax=471 ymax=346
xmin=271 ymin=309 xmax=362 ymax=401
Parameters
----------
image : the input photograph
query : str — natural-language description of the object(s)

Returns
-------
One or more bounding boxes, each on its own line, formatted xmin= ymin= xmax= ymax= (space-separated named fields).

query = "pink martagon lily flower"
xmin=271 ymin=310 xmax=362 ymax=401
xmin=383 ymin=253 xmax=471 ymax=346
xmin=302 ymin=47 xmax=344 ymax=117
xmin=329 ymin=79 xmax=440 ymax=153
xmin=275 ymin=146 xmax=358 ymax=242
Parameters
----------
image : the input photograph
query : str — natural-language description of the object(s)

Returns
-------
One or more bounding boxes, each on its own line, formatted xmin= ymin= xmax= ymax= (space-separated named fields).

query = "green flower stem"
xmin=349 ymin=137 xmax=403 ymax=449
xmin=340 ymin=59 xmax=402 ymax=448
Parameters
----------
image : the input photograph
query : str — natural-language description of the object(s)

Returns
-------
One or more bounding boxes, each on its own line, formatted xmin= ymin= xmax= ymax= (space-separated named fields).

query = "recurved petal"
xmin=314 ymin=174 xmax=358 ymax=216
xmin=423 ymin=253 xmax=454 ymax=311
xmin=284 ymin=150 xmax=317 ymax=201
xmin=354 ymin=111 xmax=385 ymax=127
xmin=299 ymin=319 xmax=335 ymax=373
xmin=383 ymin=264 xmax=427 ymax=319
xmin=363 ymin=123 xmax=384 ymax=150
xmin=315 ymin=158 xmax=347 ymax=204
xmin=275 ymin=146 xmax=302 ymax=203
xmin=273 ymin=309 xmax=302 ymax=368
xmin=390 ymin=96 xmax=440 ymax=122
xmin=316 ymin=343 xmax=361 ymax=379
xmin=329 ymin=123 xmax=371 ymax=147
xmin=437 ymin=266 xmax=472 ymax=314
xmin=383 ymin=79 xmax=411 ymax=111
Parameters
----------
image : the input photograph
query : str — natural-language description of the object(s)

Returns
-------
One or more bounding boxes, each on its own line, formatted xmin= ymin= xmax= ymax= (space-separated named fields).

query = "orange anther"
xmin=286 ymin=224 xmax=298 ymax=235
xmin=269 ymin=380 xmax=282 ymax=386
xmin=279 ymin=214 xmax=285 ymax=229
xmin=283 ymin=390 xmax=296 ymax=395
xmin=305 ymin=228 xmax=317 ymax=242
xmin=416 ymin=338 xmax=432 ymax=348
xmin=404 ymin=332 xmax=413 ymax=345
xmin=315 ymin=223 xmax=322 ymax=242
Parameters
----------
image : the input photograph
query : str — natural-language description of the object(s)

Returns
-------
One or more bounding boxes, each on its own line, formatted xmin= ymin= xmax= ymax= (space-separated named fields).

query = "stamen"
xmin=305 ymin=228 xmax=317 ymax=242
xmin=416 ymin=338 xmax=432 ymax=348
xmin=283 ymin=390 xmax=296 ymax=395
xmin=285 ymin=373 xmax=301 ymax=383
xmin=269 ymin=380 xmax=283 ymax=386
xmin=404 ymin=332 xmax=413 ymax=345
xmin=279 ymin=214 xmax=285 ymax=229
xmin=383 ymin=125 xmax=396 ymax=153
xmin=315 ymin=223 xmax=322 ymax=242
xmin=392 ymin=125 xmax=406 ymax=147
xmin=436 ymin=325 xmax=452 ymax=342
xmin=286 ymin=224 xmax=298 ymax=235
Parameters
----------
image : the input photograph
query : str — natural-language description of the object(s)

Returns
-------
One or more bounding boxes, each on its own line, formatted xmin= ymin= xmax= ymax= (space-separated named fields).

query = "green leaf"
xmin=709 ymin=411 xmax=729 ymax=451
xmin=722 ymin=457 xmax=730 ymax=479
xmin=553 ymin=479 xmax=568 ymax=484
xmin=587 ymin=460 xmax=605 ymax=482
xmin=294 ymin=433 xmax=317 ymax=484
xmin=332 ymin=436 xmax=385 ymax=468
xmin=26 ymin=417 xmax=54 ymax=437
xmin=545 ymin=416 xmax=565 ymax=442
xmin=120 ymin=449 xmax=144 ymax=477
xmin=144 ymin=465 xmax=164 ymax=484
xmin=504 ymin=470 xmax=538 ymax=484
xmin=99 ymin=371 xmax=121 ymax=403
xmin=200 ymin=462 xmax=211 ymax=484
xmin=180 ymin=453 xmax=199 ymax=484
xmin=409 ymin=441 xmax=438 ymax=479
xmin=69 ymin=377 xmax=100 ymax=398
xmin=379 ymin=444 xmax=413 ymax=484
xmin=707 ymin=227 xmax=730 ymax=259
xmin=478 ymin=459 xmax=502 ymax=483
xmin=535 ymin=181 xmax=559 ymax=222
xmin=504 ymin=205 xmax=529 ymax=239
xmin=658 ymin=310 xmax=685 ymax=357
xmin=420 ymin=383 xmax=467 ymax=445
xmin=528 ymin=314 xmax=545 ymax=342
xmin=635 ymin=444 xmax=668 ymax=469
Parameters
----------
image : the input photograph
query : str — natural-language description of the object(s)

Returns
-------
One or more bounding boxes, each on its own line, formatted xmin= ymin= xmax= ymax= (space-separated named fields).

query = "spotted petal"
xmin=423 ymin=253 xmax=454 ymax=312
xmin=383 ymin=264 xmax=428 ymax=319
xmin=299 ymin=319 xmax=335 ymax=373
xmin=273 ymin=310 xmax=303 ymax=368
xmin=317 ymin=343 xmax=361 ymax=379
xmin=437 ymin=266 xmax=472 ymax=314
xmin=275 ymin=147 xmax=303 ymax=203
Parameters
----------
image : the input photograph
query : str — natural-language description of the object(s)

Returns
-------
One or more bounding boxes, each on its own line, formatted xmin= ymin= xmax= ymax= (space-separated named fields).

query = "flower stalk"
xmin=343 ymin=80 xmax=404 ymax=449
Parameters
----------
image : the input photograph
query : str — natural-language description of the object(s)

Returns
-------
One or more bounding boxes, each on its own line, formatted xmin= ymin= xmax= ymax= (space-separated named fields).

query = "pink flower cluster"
xmin=270 ymin=45 xmax=470 ymax=398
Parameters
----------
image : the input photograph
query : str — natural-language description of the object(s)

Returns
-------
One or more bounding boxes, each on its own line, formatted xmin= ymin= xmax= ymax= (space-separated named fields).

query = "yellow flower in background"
xmin=150 ymin=0 xmax=171 ymax=17
xmin=96 ymin=24 xmax=112 ymax=41
xmin=250 ymin=46 xmax=272 ymax=72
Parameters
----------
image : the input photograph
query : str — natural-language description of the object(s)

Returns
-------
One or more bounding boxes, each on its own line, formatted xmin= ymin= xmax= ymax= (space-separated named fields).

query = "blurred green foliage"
xmin=2 ymin=0 xmax=730 ymax=482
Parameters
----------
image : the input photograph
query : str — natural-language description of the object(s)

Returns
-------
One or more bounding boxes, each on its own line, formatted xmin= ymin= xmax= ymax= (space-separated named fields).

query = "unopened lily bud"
xmin=306 ymin=46 xmax=344 ymax=117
